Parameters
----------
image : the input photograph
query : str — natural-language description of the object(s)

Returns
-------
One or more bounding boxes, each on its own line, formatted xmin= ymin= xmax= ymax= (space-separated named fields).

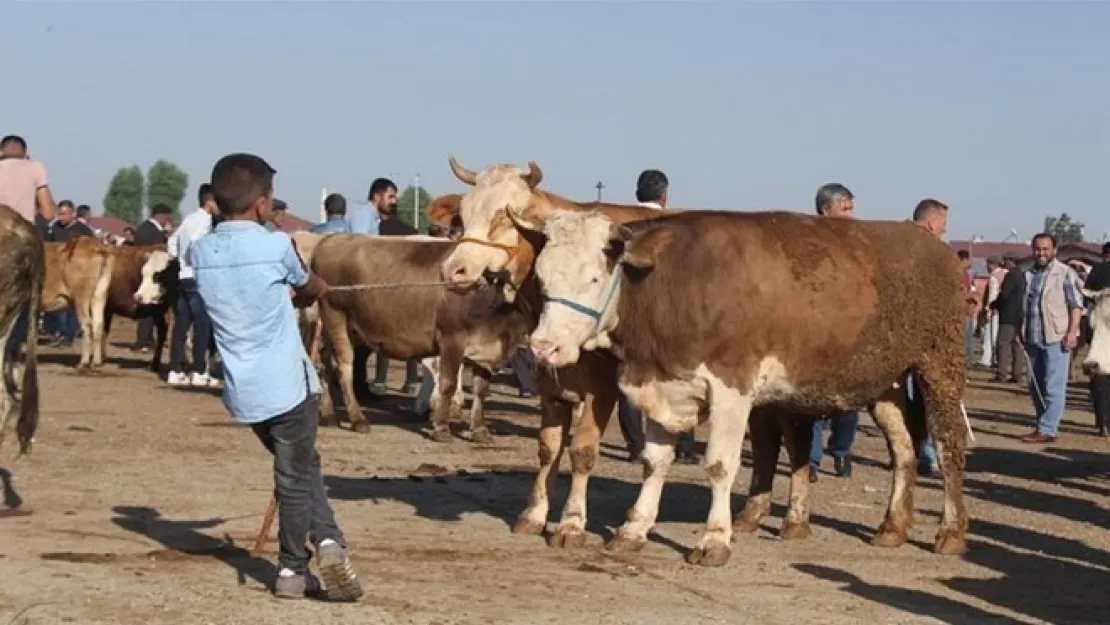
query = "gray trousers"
xmin=996 ymin=323 xmax=1025 ymax=381
xmin=250 ymin=396 xmax=345 ymax=573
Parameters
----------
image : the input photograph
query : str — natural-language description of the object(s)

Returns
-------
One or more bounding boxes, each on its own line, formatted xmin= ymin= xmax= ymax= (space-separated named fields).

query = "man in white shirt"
xmin=978 ymin=256 xmax=1006 ymax=369
xmin=617 ymin=169 xmax=699 ymax=464
xmin=166 ymin=184 xmax=219 ymax=387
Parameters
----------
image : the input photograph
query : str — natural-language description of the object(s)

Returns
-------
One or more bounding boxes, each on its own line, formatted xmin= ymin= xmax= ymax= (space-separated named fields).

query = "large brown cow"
xmin=310 ymin=232 xmax=533 ymax=441
xmin=0 ymin=205 xmax=43 ymax=455
xmin=517 ymin=207 xmax=969 ymax=566
xmin=115 ymin=244 xmax=179 ymax=372
xmin=435 ymin=158 xmax=819 ymax=550
xmin=42 ymin=238 xmax=116 ymax=368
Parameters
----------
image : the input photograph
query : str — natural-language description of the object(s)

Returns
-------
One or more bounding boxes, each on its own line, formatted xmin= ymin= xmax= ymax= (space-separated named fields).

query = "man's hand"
xmin=1065 ymin=330 xmax=1079 ymax=351
xmin=292 ymin=273 xmax=330 ymax=307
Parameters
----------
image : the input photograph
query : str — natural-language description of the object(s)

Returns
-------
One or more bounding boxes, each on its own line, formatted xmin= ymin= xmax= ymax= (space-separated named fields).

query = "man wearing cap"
xmin=265 ymin=198 xmax=288 ymax=232
xmin=978 ymin=256 xmax=1007 ymax=369
xmin=991 ymin=253 xmax=1027 ymax=383
xmin=132 ymin=204 xmax=174 ymax=352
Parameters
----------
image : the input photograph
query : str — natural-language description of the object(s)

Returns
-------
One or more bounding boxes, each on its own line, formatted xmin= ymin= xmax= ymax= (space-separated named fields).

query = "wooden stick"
xmin=251 ymin=493 xmax=278 ymax=555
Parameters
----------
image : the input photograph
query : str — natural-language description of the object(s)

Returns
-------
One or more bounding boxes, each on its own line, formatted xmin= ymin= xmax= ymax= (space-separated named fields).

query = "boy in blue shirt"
xmin=190 ymin=153 xmax=362 ymax=601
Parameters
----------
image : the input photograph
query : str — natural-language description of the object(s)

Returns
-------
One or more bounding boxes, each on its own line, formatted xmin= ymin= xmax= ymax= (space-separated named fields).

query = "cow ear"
xmin=506 ymin=204 xmax=545 ymax=233
xmin=620 ymin=228 xmax=673 ymax=270
xmin=425 ymin=193 xmax=462 ymax=227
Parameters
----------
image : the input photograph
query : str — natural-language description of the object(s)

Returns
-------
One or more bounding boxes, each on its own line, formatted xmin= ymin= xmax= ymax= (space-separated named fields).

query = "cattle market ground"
xmin=1 ymin=320 xmax=1107 ymax=625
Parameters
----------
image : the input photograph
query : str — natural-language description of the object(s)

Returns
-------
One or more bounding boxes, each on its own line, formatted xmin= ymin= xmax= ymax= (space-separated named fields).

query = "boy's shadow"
xmin=110 ymin=505 xmax=275 ymax=588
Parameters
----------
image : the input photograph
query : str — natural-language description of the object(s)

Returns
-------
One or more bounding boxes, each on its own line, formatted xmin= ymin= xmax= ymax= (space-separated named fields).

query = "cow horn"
xmin=448 ymin=155 xmax=478 ymax=186
xmin=520 ymin=161 xmax=543 ymax=189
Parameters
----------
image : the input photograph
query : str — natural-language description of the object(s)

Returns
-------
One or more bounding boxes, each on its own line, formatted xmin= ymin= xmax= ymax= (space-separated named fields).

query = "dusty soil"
xmin=1 ymin=319 xmax=1107 ymax=625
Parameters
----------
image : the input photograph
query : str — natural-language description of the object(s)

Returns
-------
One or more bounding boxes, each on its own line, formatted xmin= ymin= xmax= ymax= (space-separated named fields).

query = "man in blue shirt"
xmin=189 ymin=153 xmax=363 ymax=602
xmin=310 ymin=193 xmax=351 ymax=234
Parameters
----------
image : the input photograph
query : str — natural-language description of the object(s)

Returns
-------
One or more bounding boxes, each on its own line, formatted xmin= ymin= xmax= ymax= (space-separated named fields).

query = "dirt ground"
xmin=1 ymin=319 xmax=1107 ymax=625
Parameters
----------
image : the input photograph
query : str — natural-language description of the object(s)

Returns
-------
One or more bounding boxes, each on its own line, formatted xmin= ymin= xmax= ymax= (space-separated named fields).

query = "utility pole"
xmin=414 ymin=173 xmax=421 ymax=231
xmin=595 ymin=180 xmax=605 ymax=202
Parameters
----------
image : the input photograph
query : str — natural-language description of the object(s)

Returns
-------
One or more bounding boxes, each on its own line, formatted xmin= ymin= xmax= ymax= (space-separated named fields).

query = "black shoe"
xmin=627 ymin=449 xmax=643 ymax=463
xmin=834 ymin=456 xmax=852 ymax=478
xmin=519 ymin=390 xmax=536 ymax=399
xmin=1098 ymin=426 xmax=1108 ymax=438
xmin=808 ymin=466 xmax=819 ymax=483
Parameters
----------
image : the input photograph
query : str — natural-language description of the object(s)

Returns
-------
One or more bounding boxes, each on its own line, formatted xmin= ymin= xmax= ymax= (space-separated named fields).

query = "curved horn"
xmin=520 ymin=160 xmax=543 ymax=189
xmin=448 ymin=155 xmax=478 ymax=186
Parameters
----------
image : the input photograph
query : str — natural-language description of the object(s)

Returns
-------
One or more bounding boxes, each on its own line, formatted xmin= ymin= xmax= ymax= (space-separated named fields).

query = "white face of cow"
xmin=1082 ymin=288 xmax=1110 ymax=376
xmin=133 ymin=250 xmax=173 ymax=305
xmin=530 ymin=210 xmax=622 ymax=367
xmin=439 ymin=158 xmax=543 ymax=294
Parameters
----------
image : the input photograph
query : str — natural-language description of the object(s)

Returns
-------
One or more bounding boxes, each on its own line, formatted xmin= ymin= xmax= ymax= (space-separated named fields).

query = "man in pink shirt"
xmin=0 ymin=135 xmax=56 ymax=226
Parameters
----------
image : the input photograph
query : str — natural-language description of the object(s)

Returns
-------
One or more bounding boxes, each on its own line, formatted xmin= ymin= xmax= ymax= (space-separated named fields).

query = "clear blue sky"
xmin=5 ymin=1 xmax=1107 ymax=241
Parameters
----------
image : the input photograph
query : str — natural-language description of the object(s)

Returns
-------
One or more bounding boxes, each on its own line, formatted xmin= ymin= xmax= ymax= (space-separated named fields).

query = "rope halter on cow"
xmin=546 ymin=264 xmax=624 ymax=328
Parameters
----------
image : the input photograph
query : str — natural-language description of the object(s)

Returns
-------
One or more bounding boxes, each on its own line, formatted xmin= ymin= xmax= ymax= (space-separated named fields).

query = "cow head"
xmin=439 ymin=156 xmax=545 ymax=302
xmin=525 ymin=210 xmax=623 ymax=366
xmin=1082 ymin=287 xmax=1110 ymax=376
xmin=133 ymin=250 xmax=179 ymax=305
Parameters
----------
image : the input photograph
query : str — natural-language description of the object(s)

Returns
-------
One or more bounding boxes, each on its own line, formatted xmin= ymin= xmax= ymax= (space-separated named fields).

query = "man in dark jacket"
xmin=45 ymin=200 xmax=93 ymax=346
xmin=1082 ymin=243 xmax=1110 ymax=436
xmin=132 ymin=204 xmax=174 ymax=351
xmin=363 ymin=178 xmax=422 ymax=396
xmin=991 ymin=252 xmax=1027 ymax=383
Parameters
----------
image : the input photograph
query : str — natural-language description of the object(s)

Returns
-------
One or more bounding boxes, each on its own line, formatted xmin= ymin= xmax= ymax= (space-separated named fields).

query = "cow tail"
xmin=17 ymin=239 xmax=45 ymax=456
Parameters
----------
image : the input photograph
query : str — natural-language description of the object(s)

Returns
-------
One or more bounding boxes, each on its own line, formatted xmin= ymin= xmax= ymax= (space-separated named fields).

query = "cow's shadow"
xmin=323 ymin=467 xmax=873 ymax=557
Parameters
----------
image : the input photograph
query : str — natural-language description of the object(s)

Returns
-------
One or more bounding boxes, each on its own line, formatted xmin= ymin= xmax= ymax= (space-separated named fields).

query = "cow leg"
xmin=89 ymin=289 xmax=108 ymax=369
xmin=686 ymin=391 xmax=753 ymax=567
xmin=733 ymin=409 xmax=781 ymax=535
xmin=550 ymin=389 xmax=617 ymax=549
xmin=779 ymin=414 xmax=815 ymax=539
xmin=867 ymin=386 xmax=915 ymax=548
xmin=453 ymin=361 xmax=465 ymax=417
xmin=101 ymin=311 xmax=113 ymax=367
xmin=467 ymin=366 xmax=494 ymax=444
xmin=320 ymin=306 xmax=366 ymax=432
xmin=317 ymin=340 xmax=340 ymax=428
xmin=916 ymin=367 xmax=969 ymax=555
xmin=73 ymin=301 xmax=94 ymax=369
xmin=150 ymin=313 xmax=168 ymax=374
xmin=607 ymin=418 xmax=679 ymax=555
xmin=429 ymin=345 xmax=463 ymax=443
xmin=513 ymin=396 xmax=573 ymax=536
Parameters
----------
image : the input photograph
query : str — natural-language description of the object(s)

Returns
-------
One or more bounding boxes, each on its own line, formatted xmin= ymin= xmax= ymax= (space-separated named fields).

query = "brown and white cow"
xmin=436 ymin=157 xmax=819 ymax=549
xmin=310 ymin=231 xmax=533 ymax=441
xmin=42 ymin=238 xmax=116 ymax=369
xmin=120 ymin=244 xmax=180 ymax=372
xmin=0 ymin=205 xmax=44 ymax=455
xmin=518 ymin=207 xmax=969 ymax=565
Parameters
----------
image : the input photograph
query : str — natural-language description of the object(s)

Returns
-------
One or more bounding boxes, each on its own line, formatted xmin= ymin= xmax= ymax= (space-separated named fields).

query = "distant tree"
xmin=102 ymin=165 xmax=145 ymax=224
xmin=146 ymin=160 xmax=189 ymax=218
xmin=397 ymin=184 xmax=434 ymax=228
xmin=1043 ymin=213 xmax=1085 ymax=245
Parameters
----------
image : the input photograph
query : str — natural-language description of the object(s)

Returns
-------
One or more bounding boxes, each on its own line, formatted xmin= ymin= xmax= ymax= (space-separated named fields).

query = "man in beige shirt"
xmin=0 ymin=135 xmax=56 ymax=225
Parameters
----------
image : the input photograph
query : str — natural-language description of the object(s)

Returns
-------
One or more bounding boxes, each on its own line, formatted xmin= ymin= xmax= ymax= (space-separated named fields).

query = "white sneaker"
xmin=190 ymin=372 xmax=215 ymax=387
xmin=167 ymin=371 xmax=189 ymax=386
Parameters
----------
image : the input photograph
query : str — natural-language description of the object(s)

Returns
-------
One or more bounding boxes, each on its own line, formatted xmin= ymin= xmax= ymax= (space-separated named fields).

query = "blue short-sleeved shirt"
xmin=346 ymin=201 xmax=380 ymax=235
xmin=189 ymin=220 xmax=321 ymax=424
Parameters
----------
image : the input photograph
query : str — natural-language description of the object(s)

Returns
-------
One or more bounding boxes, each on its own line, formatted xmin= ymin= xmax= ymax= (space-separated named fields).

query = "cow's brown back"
xmin=614 ymin=210 xmax=965 ymax=412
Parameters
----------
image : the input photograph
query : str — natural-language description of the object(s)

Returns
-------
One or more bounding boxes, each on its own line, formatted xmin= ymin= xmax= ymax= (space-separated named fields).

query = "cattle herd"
xmin=1 ymin=155 xmax=974 ymax=572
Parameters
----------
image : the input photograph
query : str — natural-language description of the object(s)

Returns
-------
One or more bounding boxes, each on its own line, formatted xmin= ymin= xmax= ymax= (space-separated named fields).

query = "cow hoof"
xmin=780 ymin=521 xmax=811 ymax=540
xmin=470 ymin=429 xmax=494 ymax=445
xmin=685 ymin=541 xmax=731 ymax=567
xmin=547 ymin=526 xmax=588 ymax=549
xmin=933 ymin=532 xmax=968 ymax=556
xmin=430 ymin=429 xmax=453 ymax=444
xmin=870 ymin=530 xmax=908 ymax=548
xmin=512 ymin=517 xmax=546 ymax=536
xmin=731 ymin=513 xmax=764 ymax=535
xmin=350 ymin=421 xmax=372 ymax=434
xmin=604 ymin=533 xmax=646 ymax=554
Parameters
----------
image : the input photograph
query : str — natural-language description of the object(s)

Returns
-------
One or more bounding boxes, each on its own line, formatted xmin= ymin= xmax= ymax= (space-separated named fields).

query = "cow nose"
xmin=531 ymin=339 xmax=560 ymax=365
xmin=1083 ymin=361 xmax=1100 ymax=376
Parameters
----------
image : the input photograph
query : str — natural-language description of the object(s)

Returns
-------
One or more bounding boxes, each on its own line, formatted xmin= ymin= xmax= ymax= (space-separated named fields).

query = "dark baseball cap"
xmin=272 ymin=198 xmax=288 ymax=211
